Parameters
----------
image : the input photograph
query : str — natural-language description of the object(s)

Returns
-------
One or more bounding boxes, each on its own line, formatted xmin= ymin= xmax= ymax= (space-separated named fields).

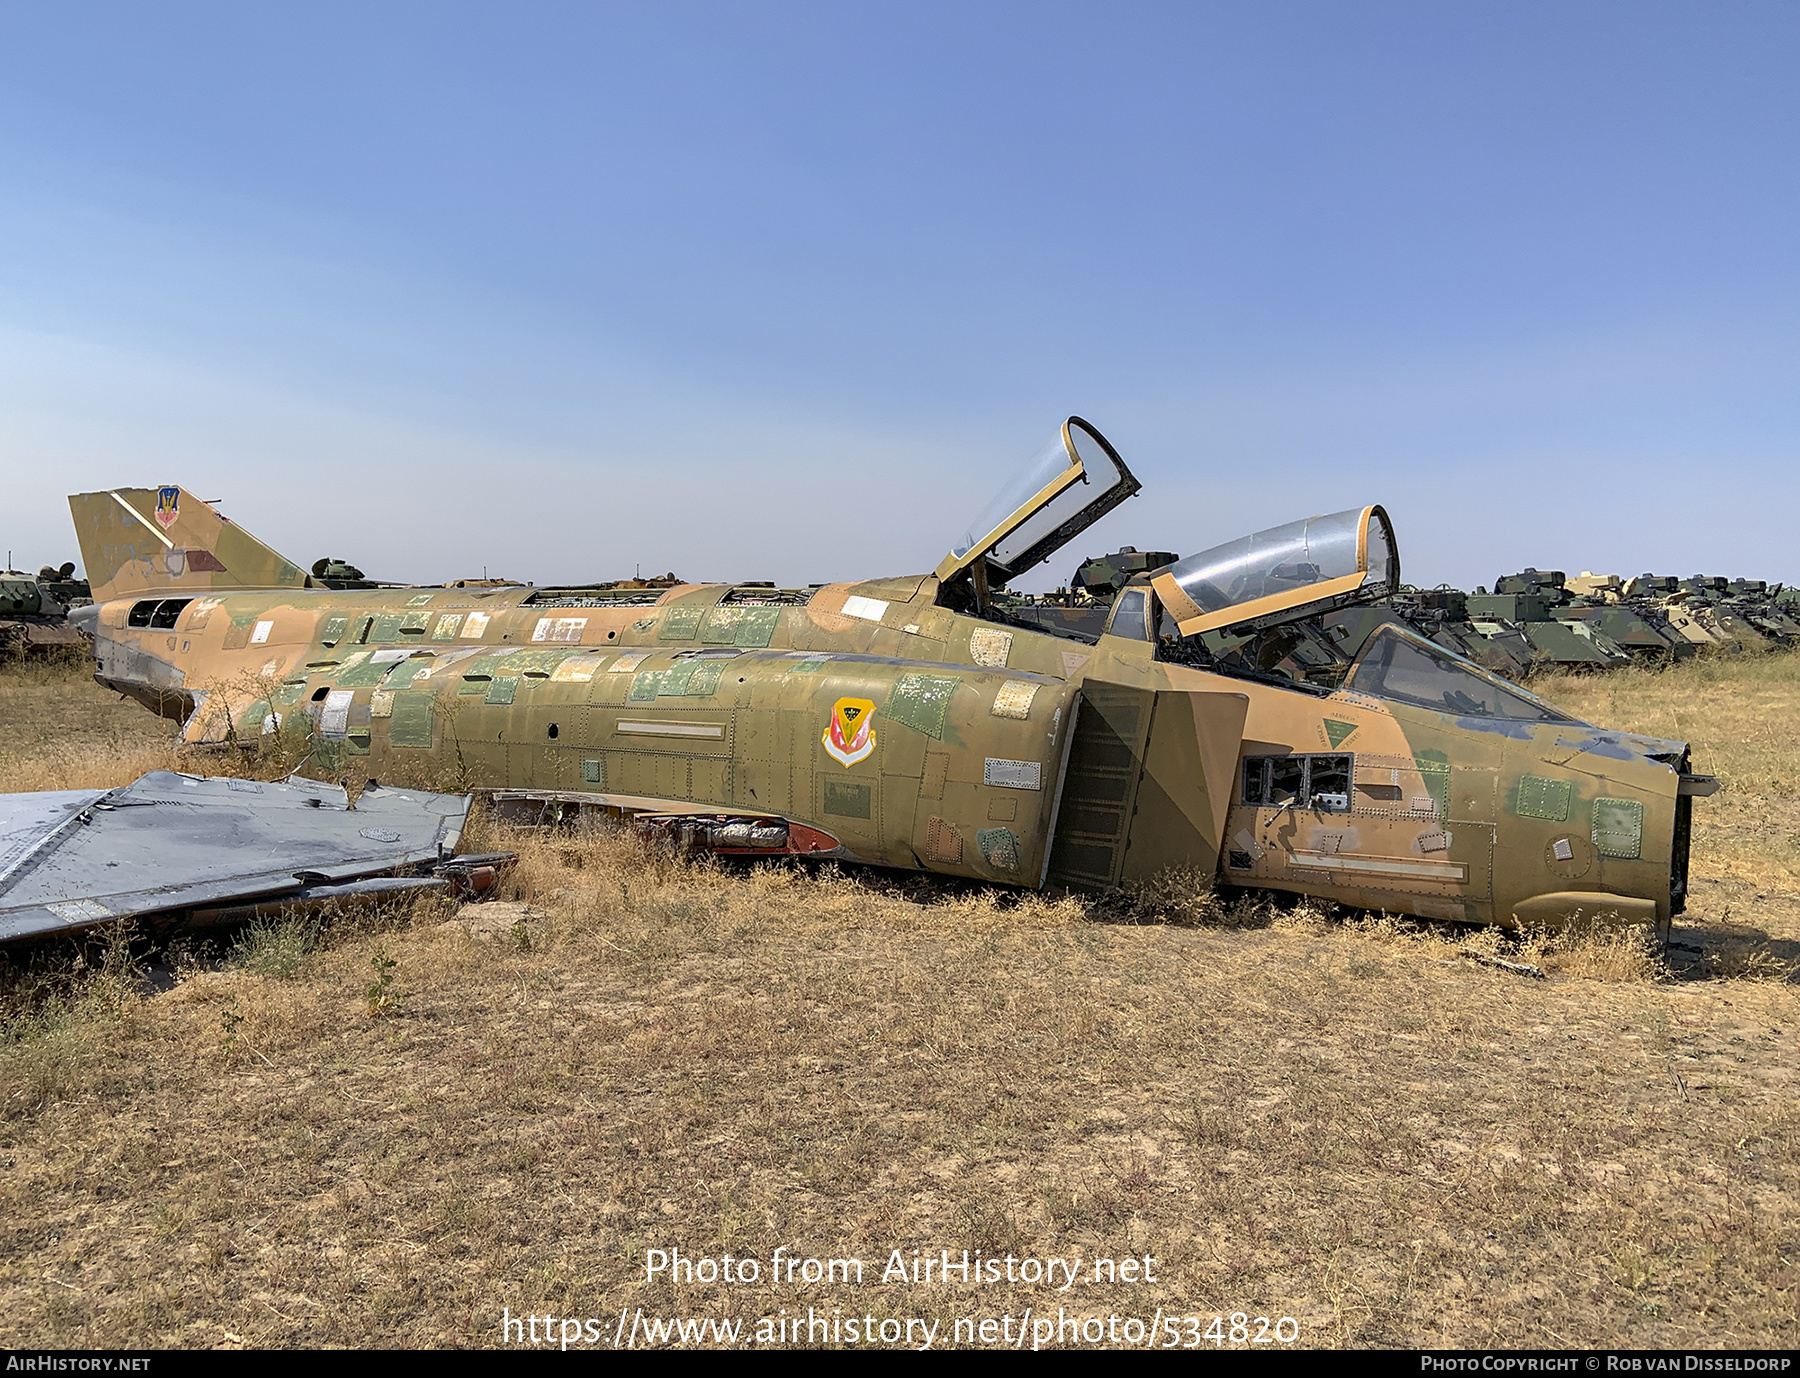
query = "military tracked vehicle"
xmin=1404 ymin=587 xmax=1537 ymax=678
xmin=1643 ymin=576 xmax=1766 ymax=652
xmin=1552 ymin=571 xmax=1692 ymax=663
xmin=0 ymin=563 xmax=90 ymax=658
xmin=1000 ymin=547 xmax=1178 ymax=642
xmin=1466 ymin=569 xmax=1633 ymax=671
xmin=1319 ymin=590 xmax=1532 ymax=682
xmin=1719 ymin=579 xmax=1800 ymax=644
xmin=309 ymin=557 xmax=384 ymax=590
xmin=1681 ymin=577 xmax=1772 ymax=652
xmin=36 ymin=562 xmax=90 ymax=608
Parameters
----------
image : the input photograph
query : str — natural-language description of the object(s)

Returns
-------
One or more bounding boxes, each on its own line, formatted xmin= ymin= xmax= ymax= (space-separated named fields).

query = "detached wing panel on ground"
xmin=0 ymin=771 xmax=475 ymax=944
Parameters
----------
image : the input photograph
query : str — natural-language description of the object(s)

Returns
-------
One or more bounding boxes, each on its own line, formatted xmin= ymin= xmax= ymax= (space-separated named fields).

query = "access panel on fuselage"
xmin=1045 ymin=685 xmax=1248 ymax=892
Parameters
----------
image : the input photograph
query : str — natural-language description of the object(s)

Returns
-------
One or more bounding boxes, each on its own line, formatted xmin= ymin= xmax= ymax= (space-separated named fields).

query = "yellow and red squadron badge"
xmin=154 ymin=486 xmax=180 ymax=529
xmin=823 ymin=697 xmax=877 ymax=767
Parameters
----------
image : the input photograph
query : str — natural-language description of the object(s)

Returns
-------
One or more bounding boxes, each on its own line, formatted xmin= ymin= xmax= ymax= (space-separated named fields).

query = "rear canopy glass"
xmin=1152 ymin=506 xmax=1398 ymax=637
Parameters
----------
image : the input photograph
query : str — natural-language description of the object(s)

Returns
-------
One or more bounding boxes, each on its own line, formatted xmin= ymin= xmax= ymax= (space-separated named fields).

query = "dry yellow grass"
xmin=1533 ymin=653 xmax=1800 ymax=984
xmin=0 ymin=655 xmax=1795 ymax=1350
xmin=0 ymin=653 xmax=184 ymax=792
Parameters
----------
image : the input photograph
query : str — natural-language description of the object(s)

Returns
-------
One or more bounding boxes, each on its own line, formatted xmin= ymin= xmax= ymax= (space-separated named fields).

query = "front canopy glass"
xmin=1346 ymin=624 xmax=1574 ymax=723
xmin=937 ymin=418 xmax=1140 ymax=585
xmin=1151 ymin=506 xmax=1398 ymax=637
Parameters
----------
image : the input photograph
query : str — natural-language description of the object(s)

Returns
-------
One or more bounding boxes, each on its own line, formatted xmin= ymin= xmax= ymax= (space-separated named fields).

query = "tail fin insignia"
xmin=68 ymin=486 xmax=312 ymax=602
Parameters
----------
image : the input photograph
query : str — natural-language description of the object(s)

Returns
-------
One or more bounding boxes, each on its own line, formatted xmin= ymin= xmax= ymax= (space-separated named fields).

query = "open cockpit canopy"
xmin=936 ymin=418 xmax=1141 ymax=586
xmin=1151 ymin=505 xmax=1399 ymax=638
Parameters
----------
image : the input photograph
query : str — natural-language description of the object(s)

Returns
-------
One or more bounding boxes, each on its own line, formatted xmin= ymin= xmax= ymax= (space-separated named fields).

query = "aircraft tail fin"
xmin=68 ymin=486 xmax=313 ymax=602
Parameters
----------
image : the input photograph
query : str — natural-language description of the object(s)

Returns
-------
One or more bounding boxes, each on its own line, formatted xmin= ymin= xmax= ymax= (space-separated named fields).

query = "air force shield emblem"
xmin=153 ymin=486 xmax=181 ymax=529
xmin=823 ymin=697 xmax=876 ymax=768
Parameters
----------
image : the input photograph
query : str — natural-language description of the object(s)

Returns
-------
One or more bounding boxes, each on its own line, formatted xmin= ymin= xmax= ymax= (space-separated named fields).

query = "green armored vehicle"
xmin=36 ymin=562 xmax=91 ymax=608
xmin=1323 ymin=589 xmax=1535 ymax=681
xmin=0 ymin=562 xmax=90 ymax=658
xmin=1466 ymin=569 xmax=1633 ymax=671
xmin=1722 ymin=579 xmax=1800 ymax=644
xmin=1555 ymin=571 xmax=1692 ymax=662
xmin=1630 ymin=574 xmax=1730 ymax=651
xmin=309 ymin=557 xmax=384 ymax=591
xmin=1001 ymin=547 xmax=1178 ymax=642
xmin=1406 ymin=586 xmax=1537 ymax=678
xmin=1678 ymin=575 xmax=1771 ymax=652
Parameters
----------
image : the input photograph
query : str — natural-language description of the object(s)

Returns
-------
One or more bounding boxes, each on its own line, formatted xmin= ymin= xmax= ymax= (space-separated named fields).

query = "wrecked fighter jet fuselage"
xmin=68 ymin=421 xmax=1714 ymax=938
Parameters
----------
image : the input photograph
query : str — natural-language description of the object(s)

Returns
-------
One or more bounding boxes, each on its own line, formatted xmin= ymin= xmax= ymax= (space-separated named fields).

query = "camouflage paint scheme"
xmin=69 ymin=484 xmax=313 ymax=600
xmin=67 ymin=434 xmax=1711 ymax=939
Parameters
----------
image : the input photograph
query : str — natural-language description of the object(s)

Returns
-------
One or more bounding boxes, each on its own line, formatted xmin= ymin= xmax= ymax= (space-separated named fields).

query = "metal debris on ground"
xmin=1456 ymin=947 xmax=1548 ymax=980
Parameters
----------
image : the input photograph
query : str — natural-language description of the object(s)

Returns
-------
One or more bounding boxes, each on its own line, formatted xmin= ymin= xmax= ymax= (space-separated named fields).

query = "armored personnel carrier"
xmin=36 ymin=562 xmax=90 ymax=608
xmin=1629 ymin=575 xmax=1727 ymax=651
xmin=1554 ymin=571 xmax=1691 ymax=662
xmin=0 ymin=563 xmax=90 ymax=658
xmin=1321 ymin=589 xmax=1534 ymax=681
xmin=1000 ymin=547 xmax=1178 ymax=642
xmin=1686 ymin=577 xmax=1771 ymax=651
xmin=1407 ymin=587 xmax=1536 ymax=678
xmin=308 ymin=557 xmax=383 ymax=590
xmin=1721 ymin=579 xmax=1800 ymax=644
xmin=1466 ymin=569 xmax=1633 ymax=671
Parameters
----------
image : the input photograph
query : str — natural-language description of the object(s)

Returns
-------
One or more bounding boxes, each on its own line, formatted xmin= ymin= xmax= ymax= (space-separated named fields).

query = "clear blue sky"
xmin=4 ymin=2 xmax=1797 ymax=591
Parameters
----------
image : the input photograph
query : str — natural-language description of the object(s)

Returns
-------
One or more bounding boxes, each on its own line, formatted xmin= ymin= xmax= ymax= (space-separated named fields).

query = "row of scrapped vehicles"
xmin=1008 ymin=558 xmax=1800 ymax=686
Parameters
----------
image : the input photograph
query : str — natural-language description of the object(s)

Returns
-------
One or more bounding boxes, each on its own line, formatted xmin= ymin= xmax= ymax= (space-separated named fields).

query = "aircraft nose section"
xmin=67 ymin=603 xmax=99 ymax=638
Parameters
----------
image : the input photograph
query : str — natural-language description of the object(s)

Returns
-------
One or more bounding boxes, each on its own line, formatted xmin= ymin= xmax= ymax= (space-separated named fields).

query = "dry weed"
xmin=1519 ymin=925 xmax=1669 ymax=983
xmin=230 ymin=915 xmax=321 ymax=981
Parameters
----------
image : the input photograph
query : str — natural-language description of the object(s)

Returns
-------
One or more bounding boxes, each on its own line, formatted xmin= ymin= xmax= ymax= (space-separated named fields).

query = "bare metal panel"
xmin=0 ymin=771 xmax=469 ymax=944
